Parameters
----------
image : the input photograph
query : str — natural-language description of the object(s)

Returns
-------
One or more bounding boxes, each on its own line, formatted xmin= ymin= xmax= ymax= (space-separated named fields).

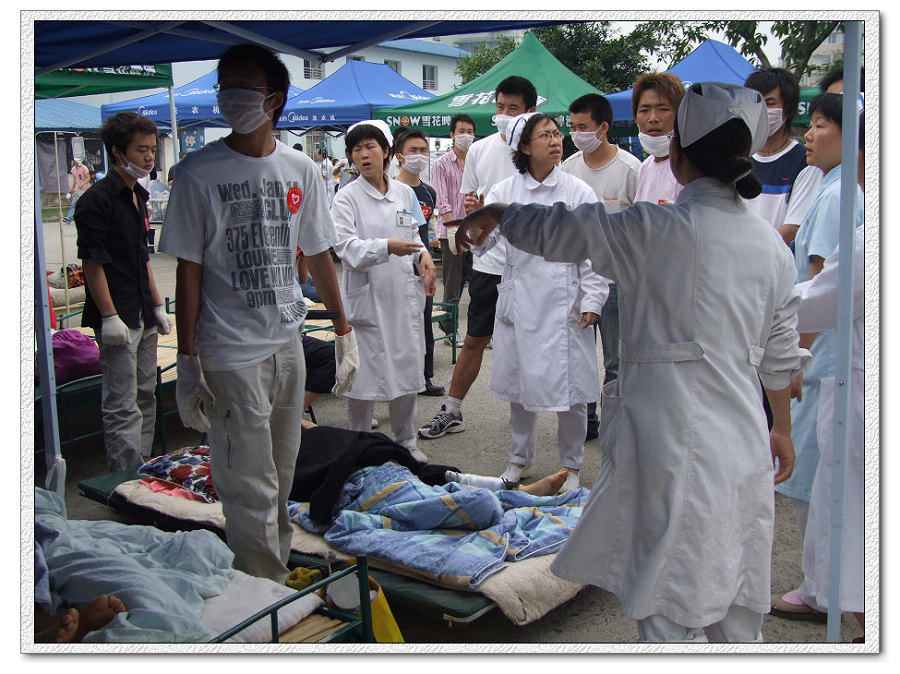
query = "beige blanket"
xmin=113 ymin=480 xmax=585 ymax=625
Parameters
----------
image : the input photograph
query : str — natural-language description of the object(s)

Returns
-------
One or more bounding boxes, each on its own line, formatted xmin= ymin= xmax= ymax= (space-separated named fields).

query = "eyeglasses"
xmin=213 ymin=83 xmax=269 ymax=93
xmin=534 ymin=130 xmax=562 ymax=142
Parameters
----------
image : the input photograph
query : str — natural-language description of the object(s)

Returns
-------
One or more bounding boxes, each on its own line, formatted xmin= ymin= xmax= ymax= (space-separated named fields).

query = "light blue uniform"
xmin=776 ymin=165 xmax=863 ymax=502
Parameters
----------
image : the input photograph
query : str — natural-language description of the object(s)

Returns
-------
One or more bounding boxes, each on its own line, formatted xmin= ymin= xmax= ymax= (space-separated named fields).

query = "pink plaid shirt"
xmin=431 ymin=148 xmax=466 ymax=239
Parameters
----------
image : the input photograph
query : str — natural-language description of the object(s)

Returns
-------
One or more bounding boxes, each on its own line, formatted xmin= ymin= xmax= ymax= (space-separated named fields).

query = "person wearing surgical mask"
xmin=743 ymin=67 xmax=822 ymax=246
xmin=561 ymin=93 xmax=642 ymax=442
xmin=159 ymin=43 xmax=355 ymax=584
xmin=393 ymin=128 xmax=445 ymax=398
xmin=73 ymin=112 xmax=172 ymax=473
xmin=631 ymin=72 xmax=686 ymax=205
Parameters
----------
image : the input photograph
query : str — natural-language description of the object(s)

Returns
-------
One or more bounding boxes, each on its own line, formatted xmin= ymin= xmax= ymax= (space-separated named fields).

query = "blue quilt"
xmin=289 ymin=463 xmax=589 ymax=589
xmin=34 ymin=487 xmax=234 ymax=642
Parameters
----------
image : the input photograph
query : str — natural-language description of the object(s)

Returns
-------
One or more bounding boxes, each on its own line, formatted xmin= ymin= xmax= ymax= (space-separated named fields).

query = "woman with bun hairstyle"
xmin=455 ymin=83 xmax=810 ymax=642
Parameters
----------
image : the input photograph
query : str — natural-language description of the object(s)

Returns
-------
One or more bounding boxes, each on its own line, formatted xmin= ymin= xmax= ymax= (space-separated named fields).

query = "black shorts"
xmin=465 ymin=270 xmax=501 ymax=338
xmin=302 ymin=334 xmax=336 ymax=393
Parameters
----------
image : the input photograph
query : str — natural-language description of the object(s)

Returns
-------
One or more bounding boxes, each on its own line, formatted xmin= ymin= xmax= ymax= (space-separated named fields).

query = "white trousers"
xmin=97 ymin=318 xmax=157 ymax=472
xmin=509 ymin=402 xmax=586 ymax=470
xmin=347 ymin=393 xmax=418 ymax=449
xmin=204 ymin=335 xmax=305 ymax=584
xmin=637 ymin=604 xmax=764 ymax=643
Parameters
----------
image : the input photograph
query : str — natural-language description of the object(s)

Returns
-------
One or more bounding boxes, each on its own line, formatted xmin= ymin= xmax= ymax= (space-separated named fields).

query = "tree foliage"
xmin=636 ymin=20 xmax=843 ymax=79
xmin=454 ymin=34 xmax=519 ymax=86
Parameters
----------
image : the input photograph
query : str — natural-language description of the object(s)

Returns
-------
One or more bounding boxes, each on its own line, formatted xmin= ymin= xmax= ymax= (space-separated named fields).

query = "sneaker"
xmin=408 ymin=447 xmax=428 ymax=463
xmin=419 ymin=378 xmax=446 ymax=397
xmin=500 ymin=463 xmax=532 ymax=483
xmin=558 ymin=471 xmax=580 ymax=494
xmin=418 ymin=404 xmax=464 ymax=439
xmin=371 ymin=416 xmax=379 ymax=429
xmin=456 ymin=333 xmax=465 ymax=348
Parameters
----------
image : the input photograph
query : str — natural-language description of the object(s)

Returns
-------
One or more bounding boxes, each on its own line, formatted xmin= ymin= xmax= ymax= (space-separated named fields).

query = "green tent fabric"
xmin=373 ymin=32 xmax=602 ymax=138
xmin=35 ymin=63 xmax=173 ymax=99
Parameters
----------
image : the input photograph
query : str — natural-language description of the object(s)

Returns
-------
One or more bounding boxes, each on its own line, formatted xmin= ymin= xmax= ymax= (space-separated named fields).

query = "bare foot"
xmin=520 ymin=468 xmax=568 ymax=496
xmin=74 ymin=595 xmax=126 ymax=641
xmin=35 ymin=607 xmax=80 ymax=643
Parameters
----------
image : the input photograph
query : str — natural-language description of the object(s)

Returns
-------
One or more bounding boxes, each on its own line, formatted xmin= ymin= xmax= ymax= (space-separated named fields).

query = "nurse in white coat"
xmin=331 ymin=121 xmax=437 ymax=460
xmin=457 ymin=83 xmax=810 ymax=642
xmin=472 ymin=113 xmax=608 ymax=493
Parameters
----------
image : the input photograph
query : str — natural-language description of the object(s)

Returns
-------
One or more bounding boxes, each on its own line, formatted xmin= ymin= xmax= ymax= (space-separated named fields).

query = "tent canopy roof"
xmin=36 ymin=98 xmax=103 ymax=132
xmin=34 ymin=19 xmax=567 ymax=73
xmin=607 ymin=39 xmax=757 ymax=122
xmin=282 ymin=60 xmax=433 ymax=130
xmin=373 ymin=32 xmax=602 ymax=138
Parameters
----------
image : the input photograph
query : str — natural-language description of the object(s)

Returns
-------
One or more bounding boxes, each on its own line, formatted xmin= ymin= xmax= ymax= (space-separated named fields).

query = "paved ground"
xmin=32 ymin=216 xmax=865 ymax=646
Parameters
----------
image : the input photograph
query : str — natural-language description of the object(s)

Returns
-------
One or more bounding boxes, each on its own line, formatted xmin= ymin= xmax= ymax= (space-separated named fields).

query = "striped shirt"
xmin=431 ymin=148 xmax=466 ymax=238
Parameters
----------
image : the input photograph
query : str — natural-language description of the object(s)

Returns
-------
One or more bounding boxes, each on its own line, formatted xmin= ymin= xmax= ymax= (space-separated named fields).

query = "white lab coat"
xmin=795 ymin=227 xmax=865 ymax=612
xmin=499 ymin=177 xmax=810 ymax=627
xmin=477 ymin=167 xmax=608 ymax=411
xmin=331 ymin=175 xmax=426 ymax=401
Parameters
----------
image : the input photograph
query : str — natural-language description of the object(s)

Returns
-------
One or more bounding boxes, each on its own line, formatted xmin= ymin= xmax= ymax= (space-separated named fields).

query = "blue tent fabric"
xmin=35 ymin=98 xmax=102 ymax=132
xmin=100 ymin=70 xmax=303 ymax=129
xmin=608 ymin=39 xmax=758 ymax=121
xmin=281 ymin=60 xmax=434 ymax=130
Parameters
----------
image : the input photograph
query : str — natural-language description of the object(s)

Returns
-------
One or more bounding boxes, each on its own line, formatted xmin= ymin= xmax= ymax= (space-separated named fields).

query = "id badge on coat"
xmin=396 ymin=209 xmax=417 ymax=242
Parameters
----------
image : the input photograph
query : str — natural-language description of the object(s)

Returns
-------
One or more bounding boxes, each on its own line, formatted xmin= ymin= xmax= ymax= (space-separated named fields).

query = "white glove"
xmin=176 ymin=354 xmax=215 ymax=433
xmin=153 ymin=304 xmax=173 ymax=335
xmin=100 ymin=314 xmax=131 ymax=346
xmin=331 ymin=329 xmax=360 ymax=396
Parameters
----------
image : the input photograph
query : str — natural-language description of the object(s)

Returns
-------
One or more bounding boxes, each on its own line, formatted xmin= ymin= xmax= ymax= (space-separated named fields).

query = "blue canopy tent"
xmin=100 ymin=69 xmax=304 ymax=129
xmin=36 ymin=98 xmax=102 ymax=132
xmin=281 ymin=60 xmax=433 ymax=131
xmin=608 ymin=39 xmax=757 ymax=121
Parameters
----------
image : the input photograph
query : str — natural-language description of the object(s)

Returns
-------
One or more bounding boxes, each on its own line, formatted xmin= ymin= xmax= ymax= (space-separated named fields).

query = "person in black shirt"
xmin=393 ymin=129 xmax=445 ymax=397
xmin=74 ymin=112 xmax=173 ymax=471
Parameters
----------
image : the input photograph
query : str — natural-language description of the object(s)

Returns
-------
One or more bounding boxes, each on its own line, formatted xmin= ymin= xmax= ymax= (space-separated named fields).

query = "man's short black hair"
xmin=496 ymin=76 xmax=537 ymax=110
xmin=819 ymin=66 xmax=865 ymax=93
xmin=744 ymin=67 xmax=800 ymax=125
xmin=218 ymin=43 xmax=290 ymax=127
xmin=394 ymin=129 xmax=427 ymax=155
xmin=449 ymin=113 xmax=476 ymax=135
xmin=568 ymin=93 xmax=613 ymax=129
xmin=100 ymin=112 xmax=158 ymax=159
xmin=808 ymin=92 xmax=845 ymax=129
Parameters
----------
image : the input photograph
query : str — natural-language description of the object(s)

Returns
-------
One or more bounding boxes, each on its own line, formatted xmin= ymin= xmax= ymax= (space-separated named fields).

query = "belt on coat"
xmin=619 ymin=340 xmax=704 ymax=363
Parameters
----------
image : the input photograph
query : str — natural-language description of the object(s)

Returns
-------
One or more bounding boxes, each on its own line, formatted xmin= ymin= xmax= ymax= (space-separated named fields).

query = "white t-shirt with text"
xmin=561 ymin=147 xmax=642 ymax=214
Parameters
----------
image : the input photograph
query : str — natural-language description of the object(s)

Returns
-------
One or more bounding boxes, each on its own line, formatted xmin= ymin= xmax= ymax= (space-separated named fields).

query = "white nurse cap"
xmin=347 ymin=119 xmax=393 ymax=147
xmin=677 ymin=82 xmax=768 ymax=156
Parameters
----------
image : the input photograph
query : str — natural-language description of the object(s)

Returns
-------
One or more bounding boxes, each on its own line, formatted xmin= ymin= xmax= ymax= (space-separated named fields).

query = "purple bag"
xmin=35 ymin=330 xmax=101 ymax=385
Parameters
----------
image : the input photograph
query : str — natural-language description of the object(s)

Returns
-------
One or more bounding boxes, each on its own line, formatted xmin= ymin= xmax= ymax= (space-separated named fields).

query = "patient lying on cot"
xmin=293 ymin=419 xmax=569 ymax=526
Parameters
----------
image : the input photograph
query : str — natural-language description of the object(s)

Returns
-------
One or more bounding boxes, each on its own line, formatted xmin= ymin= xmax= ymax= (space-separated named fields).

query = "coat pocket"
xmin=495 ymin=279 xmax=516 ymax=326
xmin=598 ymin=378 xmax=621 ymax=458
xmin=343 ymin=282 xmax=378 ymax=328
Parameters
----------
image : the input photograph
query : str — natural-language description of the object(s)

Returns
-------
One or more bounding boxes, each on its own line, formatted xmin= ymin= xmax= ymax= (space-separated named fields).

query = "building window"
xmin=384 ymin=59 xmax=401 ymax=74
xmin=304 ymin=59 xmax=324 ymax=79
xmin=347 ymin=55 xmax=365 ymax=62
xmin=422 ymin=64 xmax=438 ymax=90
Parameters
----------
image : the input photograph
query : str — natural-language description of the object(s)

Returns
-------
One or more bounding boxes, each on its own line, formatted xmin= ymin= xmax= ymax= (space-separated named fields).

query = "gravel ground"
xmin=31 ymin=219 xmax=867 ymax=648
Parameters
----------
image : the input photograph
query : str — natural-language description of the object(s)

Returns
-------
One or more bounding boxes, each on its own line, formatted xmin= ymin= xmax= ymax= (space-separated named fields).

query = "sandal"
xmin=770 ymin=592 xmax=828 ymax=623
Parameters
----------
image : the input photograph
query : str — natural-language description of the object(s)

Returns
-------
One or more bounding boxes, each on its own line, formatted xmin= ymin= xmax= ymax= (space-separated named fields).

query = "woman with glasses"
xmin=457 ymin=84 xmax=810 ymax=641
xmin=469 ymin=113 xmax=608 ymax=494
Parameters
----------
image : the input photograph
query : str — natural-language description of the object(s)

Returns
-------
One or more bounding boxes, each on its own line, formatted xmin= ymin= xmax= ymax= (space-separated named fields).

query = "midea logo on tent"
xmin=138 ymin=106 xmax=158 ymax=116
xmin=387 ymin=91 xmax=430 ymax=101
xmin=296 ymin=96 xmax=337 ymax=104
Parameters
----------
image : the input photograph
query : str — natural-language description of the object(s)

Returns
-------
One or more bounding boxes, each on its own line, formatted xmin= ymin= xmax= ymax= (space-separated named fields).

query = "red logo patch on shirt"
xmin=287 ymin=186 xmax=303 ymax=213
xmin=421 ymin=204 xmax=432 ymax=220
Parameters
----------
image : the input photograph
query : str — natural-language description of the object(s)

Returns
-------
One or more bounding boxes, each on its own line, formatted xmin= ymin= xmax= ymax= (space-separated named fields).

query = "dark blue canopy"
xmin=100 ymin=69 xmax=303 ymax=129
xmin=282 ymin=60 xmax=433 ymax=130
xmin=607 ymin=39 xmax=758 ymax=121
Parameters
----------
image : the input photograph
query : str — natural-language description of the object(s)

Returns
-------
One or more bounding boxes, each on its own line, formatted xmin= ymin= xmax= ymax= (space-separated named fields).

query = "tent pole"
xmin=35 ymin=139 xmax=66 ymax=498
xmin=53 ymin=131 xmax=74 ymax=315
xmin=168 ymin=84 xmax=180 ymax=156
xmin=824 ymin=20 xmax=862 ymax=644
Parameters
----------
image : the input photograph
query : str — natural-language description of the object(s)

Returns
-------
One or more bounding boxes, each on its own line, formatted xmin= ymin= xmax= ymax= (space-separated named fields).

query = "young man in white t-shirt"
xmin=159 ymin=44 xmax=354 ymax=584
xmin=631 ymin=72 xmax=685 ymax=205
xmin=561 ymin=93 xmax=641 ymax=440
xmin=419 ymin=75 xmax=537 ymax=439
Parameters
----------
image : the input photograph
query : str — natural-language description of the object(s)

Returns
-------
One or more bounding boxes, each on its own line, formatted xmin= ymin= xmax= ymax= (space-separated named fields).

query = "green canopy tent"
xmin=373 ymin=32 xmax=603 ymax=138
xmin=35 ymin=63 xmax=173 ymax=99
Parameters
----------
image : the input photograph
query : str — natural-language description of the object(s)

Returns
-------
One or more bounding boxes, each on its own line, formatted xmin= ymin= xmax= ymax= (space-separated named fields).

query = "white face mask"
xmin=571 ymin=130 xmax=603 ymax=154
xmin=453 ymin=133 xmax=475 ymax=151
xmin=217 ymin=88 xmax=275 ymax=134
xmin=766 ymin=107 xmax=785 ymax=138
xmin=400 ymin=153 xmax=429 ymax=175
xmin=638 ymin=132 xmax=671 ymax=158
xmin=493 ymin=114 xmax=513 ymax=136
xmin=116 ymin=153 xmax=151 ymax=180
